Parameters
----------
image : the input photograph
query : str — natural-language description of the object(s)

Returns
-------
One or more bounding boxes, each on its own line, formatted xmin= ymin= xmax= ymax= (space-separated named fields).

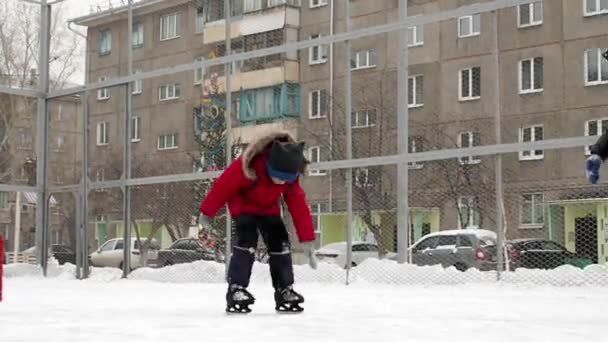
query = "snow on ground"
xmin=2 ymin=260 xmax=608 ymax=341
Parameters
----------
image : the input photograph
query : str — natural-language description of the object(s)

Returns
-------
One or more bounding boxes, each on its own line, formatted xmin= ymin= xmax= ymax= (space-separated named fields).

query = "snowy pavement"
xmin=1 ymin=276 xmax=607 ymax=342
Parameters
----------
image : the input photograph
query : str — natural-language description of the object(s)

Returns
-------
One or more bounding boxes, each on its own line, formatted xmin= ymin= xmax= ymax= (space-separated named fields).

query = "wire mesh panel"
xmin=48 ymin=96 xmax=82 ymax=187
xmin=86 ymin=189 xmax=124 ymax=273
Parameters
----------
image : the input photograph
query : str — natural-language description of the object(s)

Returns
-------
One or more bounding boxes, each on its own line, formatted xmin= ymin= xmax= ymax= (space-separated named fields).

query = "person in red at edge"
xmin=199 ymin=131 xmax=317 ymax=314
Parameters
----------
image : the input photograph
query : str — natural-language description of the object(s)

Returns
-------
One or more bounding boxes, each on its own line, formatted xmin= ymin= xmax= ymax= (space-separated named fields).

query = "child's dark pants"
xmin=228 ymin=215 xmax=294 ymax=290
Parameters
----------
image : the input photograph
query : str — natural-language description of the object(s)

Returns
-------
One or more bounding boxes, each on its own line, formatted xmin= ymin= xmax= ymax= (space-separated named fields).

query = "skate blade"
xmin=226 ymin=304 xmax=252 ymax=314
xmin=275 ymin=304 xmax=304 ymax=314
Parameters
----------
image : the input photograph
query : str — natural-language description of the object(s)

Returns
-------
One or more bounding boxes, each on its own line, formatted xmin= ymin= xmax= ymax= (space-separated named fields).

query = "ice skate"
xmin=274 ymin=286 xmax=304 ymax=313
xmin=226 ymin=284 xmax=255 ymax=314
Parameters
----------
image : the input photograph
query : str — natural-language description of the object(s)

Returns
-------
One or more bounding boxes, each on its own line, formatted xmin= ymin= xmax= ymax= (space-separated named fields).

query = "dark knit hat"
xmin=266 ymin=141 xmax=306 ymax=183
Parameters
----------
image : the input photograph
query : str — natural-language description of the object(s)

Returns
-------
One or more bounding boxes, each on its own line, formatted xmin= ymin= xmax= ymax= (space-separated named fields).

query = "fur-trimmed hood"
xmin=241 ymin=130 xmax=309 ymax=181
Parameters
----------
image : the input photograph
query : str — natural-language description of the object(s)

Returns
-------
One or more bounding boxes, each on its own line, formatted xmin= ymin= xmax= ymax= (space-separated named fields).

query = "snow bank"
xmin=5 ymin=257 xmax=608 ymax=287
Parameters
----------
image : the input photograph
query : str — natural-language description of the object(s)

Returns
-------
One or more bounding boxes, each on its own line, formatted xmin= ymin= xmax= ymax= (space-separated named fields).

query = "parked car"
xmin=22 ymin=244 xmax=76 ymax=265
xmin=408 ymin=229 xmax=498 ymax=271
xmin=315 ymin=241 xmax=396 ymax=269
xmin=506 ymin=239 xmax=593 ymax=270
xmin=157 ymin=238 xmax=219 ymax=267
xmin=89 ymin=238 xmax=159 ymax=269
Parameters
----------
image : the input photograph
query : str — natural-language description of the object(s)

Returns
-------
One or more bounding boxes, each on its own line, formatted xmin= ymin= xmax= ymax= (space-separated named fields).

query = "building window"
xmin=194 ymin=57 xmax=204 ymax=85
xmin=132 ymin=22 xmax=144 ymax=48
xmin=309 ymin=34 xmax=328 ymax=65
xmin=239 ymin=83 xmax=300 ymax=122
xmin=521 ymin=193 xmax=544 ymax=226
xmin=584 ymin=0 xmax=608 ymax=16
xmin=310 ymin=0 xmax=328 ymax=8
xmin=519 ymin=57 xmax=544 ymax=94
xmin=158 ymin=134 xmax=178 ymax=150
xmin=585 ymin=48 xmax=608 ymax=86
xmin=311 ymin=203 xmax=326 ymax=234
xmin=96 ymin=122 xmax=109 ymax=146
xmin=458 ymin=14 xmax=481 ymax=38
xmin=131 ymin=116 xmax=141 ymax=142
xmin=195 ymin=7 xmax=205 ymax=33
xmin=408 ymin=25 xmax=424 ymax=47
xmin=97 ymin=76 xmax=109 ymax=100
xmin=98 ymin=29 xmax=111 ymax=55
xmin=308 ymin=146 xmax=326 ymax=176
xmin=159 ymin=83 xmax=181 ymax=101
xmin=408 ymin=136 xmax=424 ymax=169
xmin=352 ymin=110 xmax=376 ymax=128
xmin=459 ymin=67 xmax=481 ymax=101
xmin=244 ymin=0 xmax=263 ymax=12
xmin=518 ymin=1 xmax=543 ymax=28
xmin=56 ymin=135 xmax=65 ymax=150
xmin=354 ymin=168 xmax=376 ymax=188
xmin=519 ymin=125 xmax=544 ymax=160
xmin=132 ymin=70 xmax=142 ymax=95
xmin=0 ymin=192 xmax=9 ymax=209
xmin=160 ymin=12 xmax=181 ymax=41
xmin=585 ymin=119 xmax=608 ymax=155
xmin=408 ymin=75 xmax=424 ymax=108
xmin=309 ymin=89 xmax=327 ymax=119
xmin=458 ymin=131 xmax=481 ymax=165
xmin=458 ymin=196 xmax=480 ymax=229
xmin=351 ymin=50 xmax=376 ymax=70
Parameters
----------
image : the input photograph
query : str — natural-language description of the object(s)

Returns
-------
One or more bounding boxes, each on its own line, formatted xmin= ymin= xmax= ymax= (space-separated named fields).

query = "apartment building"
xmin=73 ymin=0 xmax=303 ymax=248
xmin=298 ymin=0 xmax=608 ymax=262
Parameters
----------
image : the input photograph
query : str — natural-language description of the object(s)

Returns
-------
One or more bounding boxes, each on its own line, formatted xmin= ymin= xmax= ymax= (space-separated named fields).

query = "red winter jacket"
xmin=199 ymin=132 xmax=315 ymax=243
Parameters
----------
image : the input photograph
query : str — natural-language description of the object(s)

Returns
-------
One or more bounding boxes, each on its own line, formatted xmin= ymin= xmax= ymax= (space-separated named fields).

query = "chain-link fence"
xmin=3 ymin=0 xmax=608 ymax=287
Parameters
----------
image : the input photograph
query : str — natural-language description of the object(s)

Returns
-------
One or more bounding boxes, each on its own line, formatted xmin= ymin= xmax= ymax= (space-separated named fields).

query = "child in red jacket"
xmin=199 ymin=131 xmax=317 ymax=314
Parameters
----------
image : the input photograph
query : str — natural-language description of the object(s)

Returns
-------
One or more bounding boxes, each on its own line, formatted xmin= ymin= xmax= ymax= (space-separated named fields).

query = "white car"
xmin=315 ymin=241 xmax=395 ymax=268
xmin=90 ymin=237 xmax=159 ymax=269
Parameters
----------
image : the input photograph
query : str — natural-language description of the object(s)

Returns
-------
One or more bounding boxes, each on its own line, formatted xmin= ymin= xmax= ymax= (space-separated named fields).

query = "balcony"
xmin=236 ymin=82 xmax=300 ymax=123
xmin=203 ymin=2 xmax=300 ymax=44
xmin=209 ymin=60 xmax=299 ymax=93
xmin=232 ymin=118 xmax=300 ymax=145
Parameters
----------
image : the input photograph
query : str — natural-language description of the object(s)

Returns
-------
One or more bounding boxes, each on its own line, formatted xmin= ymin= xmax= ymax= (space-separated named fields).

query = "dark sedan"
xmin=507 ymin=239 xmax=593 ymax=270
xmin=157 ymin=238 xmax=217 ymax=267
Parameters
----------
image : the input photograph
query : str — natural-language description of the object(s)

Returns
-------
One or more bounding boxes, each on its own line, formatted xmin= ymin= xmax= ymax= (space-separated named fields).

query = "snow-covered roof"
xmin=424 ymin=229 xmax=497 ymax=240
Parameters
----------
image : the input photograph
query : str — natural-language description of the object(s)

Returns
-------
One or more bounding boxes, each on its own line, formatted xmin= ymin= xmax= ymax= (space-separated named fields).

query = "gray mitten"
xmin=302 ymin=242 xmax=318 ymax=270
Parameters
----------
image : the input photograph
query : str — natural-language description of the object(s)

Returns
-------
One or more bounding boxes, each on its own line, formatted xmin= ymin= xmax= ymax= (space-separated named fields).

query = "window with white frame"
xmin=351 ymin=50 xmax=376 ymax=70
xmin=158 ymin=134 xmax=178 ymax=150
xmin=308 ymin=146 xmax=326 ymax=176
xmin=96 ymin=122 xmax=109 ymax=146
xmin=521 ymin=193 xmax=544 ymax=226
xmin=408 ymin=136 xmax=424 ymax=169
xmin=518 ymin=1 xmax=543 ymax=27
xmin=585 ymin=0 xmax=608 ymax=16
xmin=0 ymin=192 xmax=9 ymax=209
xmin=458 ymin=14 xmax=481 ymax=38
xmin=311 ymin=203 xmax=326 ymax=234
xmin=408 ymin=25 xmax=424 ymax=47
xmin=195 ymin=7 xmax=205 ymax=33
xmin=585 ymin=119 xmax=608 ymax=155
xmin=519 ymin=125 xmax=544 ymax=160
xmin=194 ymin=57 xmax=204 ymax=85
xmin=97 ymin=76 xmax=109 ymax=100
xmin=458 ymin=196 xmax=480 ymax=229
xmin=56 ymin=135 xmax=65 ymax=150
xmin=309 ymin=89 xmax=327 ymax=119
xmin=585 ymin=48 xmax=608 ymax=85
xmin=132 ymin=70 xmax=142 ymax=95
xmin=132 ymin=22 xmax=144 ymax=48
xmin=310 ymin=0 xmax=328 ymax=8
xmin=355 ymin=168 xmax=371 ymax=187
xmin=352 ymin=110 xmax=376 ymax=128
xmin=459 ymin=67 xmax=481 ymax=101
xmin=519 ymin=57 xmax=544 ymax=94
xmin=131 ymin=116 xmax=141 ymax=142
xmin=99 ymin=29 xmax=111 ymax=55
xmin=458 ymin=131 xmax=481 ymax=165
xmin=160 ymin=12 xmax=181 ymax=41
xmin=159 ymin=83 xmax=181 ymax=101
xmin=309 ymin=34 xmax=328 ymax=65
xmin=408 ymin=75 xmax=424 ymax=108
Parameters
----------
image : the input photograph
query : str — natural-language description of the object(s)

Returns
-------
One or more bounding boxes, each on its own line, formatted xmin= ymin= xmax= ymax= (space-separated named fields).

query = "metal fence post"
xmin=345 ymin=0 xmax=354 ymax=284
xmin=492 ymin=10 xmax=505 ymax=280
xmin=36 ymin=0 xmax=51 ymax=276
xmin=397 ymin=0 xmax=410 ymax=263
xmin=224 ymin=0 xmax=233 ymax=277
xmin=122 ymin=0 xmax=134 ymax=279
